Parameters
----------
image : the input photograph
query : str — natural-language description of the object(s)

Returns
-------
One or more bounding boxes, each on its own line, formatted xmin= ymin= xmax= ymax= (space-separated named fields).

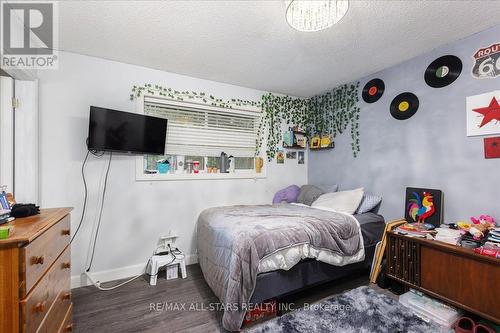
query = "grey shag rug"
xmin=245 ymin=286 xmax=450 ymax=333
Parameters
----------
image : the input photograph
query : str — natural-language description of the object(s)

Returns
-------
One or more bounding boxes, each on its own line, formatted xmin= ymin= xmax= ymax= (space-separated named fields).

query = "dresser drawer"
xmin=37 ymin=289 xmax=72 ymax=333
xmin=20 ymin=215 xmax=71 ymax=296
xmin=20 ymin=246 xmax=71 ymax=333
xmin=58 ymin=303 xmax=73 ymax=333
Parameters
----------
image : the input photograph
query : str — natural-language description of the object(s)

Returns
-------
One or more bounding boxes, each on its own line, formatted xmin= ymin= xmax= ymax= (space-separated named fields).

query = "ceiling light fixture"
xmin=286 ymin=0 xmax=349 ymax=32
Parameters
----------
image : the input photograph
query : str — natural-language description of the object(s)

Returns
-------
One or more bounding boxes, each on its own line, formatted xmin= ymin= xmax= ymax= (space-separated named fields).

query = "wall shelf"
xmin=310 ymin=143 xmax=335 ymax=151
xmin=310 ymin=146 xmax=334 ymax=151
xmin=282 ymin=144 xmax=306 ymax=150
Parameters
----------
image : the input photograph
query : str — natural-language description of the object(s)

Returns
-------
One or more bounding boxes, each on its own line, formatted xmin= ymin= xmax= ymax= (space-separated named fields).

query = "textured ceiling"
xmin=59 ymin=1 xmax=500 ymax=97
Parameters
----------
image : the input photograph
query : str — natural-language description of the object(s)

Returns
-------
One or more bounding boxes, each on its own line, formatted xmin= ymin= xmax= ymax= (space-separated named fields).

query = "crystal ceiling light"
xmin=286 ymin=0 xmax=349 ymax=32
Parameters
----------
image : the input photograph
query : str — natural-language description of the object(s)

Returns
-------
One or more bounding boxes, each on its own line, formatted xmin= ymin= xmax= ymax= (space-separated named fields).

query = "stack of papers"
xmin=0 ymin=209 xmax=11 ymax=225
xmin=487 ymin=228 xmax=500 ymax=244
xmin=434 ymin=227 xmax=461 ymax=245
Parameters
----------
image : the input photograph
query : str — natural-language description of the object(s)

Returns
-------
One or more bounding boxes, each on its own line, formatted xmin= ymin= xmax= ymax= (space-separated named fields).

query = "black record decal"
xmin=424 ymin=55 xmax=462 ymax=88
xmin=390 ymin=92 xmax=419 ymax=120
xmin=362 ymin=78 xmax=385 ymax=103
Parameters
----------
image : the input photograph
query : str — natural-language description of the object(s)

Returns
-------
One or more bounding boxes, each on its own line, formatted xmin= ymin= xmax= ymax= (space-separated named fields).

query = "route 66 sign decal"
xmin=472 ymin=43 xmax=500 ymax=79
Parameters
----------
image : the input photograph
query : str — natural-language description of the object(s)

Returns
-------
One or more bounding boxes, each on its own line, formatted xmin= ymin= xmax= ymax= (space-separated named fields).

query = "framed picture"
xmin=276 ymin=150 xmax=285 ymax=164
xmin=286 ymin=151 xmax=296 ymax=159
xmin=310 ymin=136 xmax=321 ymax=148
xmin=405 ymin=187 xmax=443 ymax=227
xmin=466 ymin=91 xmax=500 ymax=136
xmin=295 ymin=133 xmax=306 ymax=148
xmin=320 ymin=135 xmax=332 ymax=148
xmin=484 ymin=136 xmax=500 ymax=159
xmin=298 ymin=151 xmax=305 ymax=164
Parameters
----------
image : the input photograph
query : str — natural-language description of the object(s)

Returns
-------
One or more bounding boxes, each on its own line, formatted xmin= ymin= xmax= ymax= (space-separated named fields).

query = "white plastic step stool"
xmin=147 ymin=254 xmax=187 ymax=286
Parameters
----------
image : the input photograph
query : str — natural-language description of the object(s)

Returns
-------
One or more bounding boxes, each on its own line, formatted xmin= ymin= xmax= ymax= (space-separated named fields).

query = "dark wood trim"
xmin=387 ymin=231 xmax=498 ymax=265
xmin=0 ymin=247 xmax=20 ymax=333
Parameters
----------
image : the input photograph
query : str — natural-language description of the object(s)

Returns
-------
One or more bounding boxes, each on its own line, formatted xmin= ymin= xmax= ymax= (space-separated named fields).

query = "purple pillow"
xmin=272 ymin=185 xmax=300 ymax=204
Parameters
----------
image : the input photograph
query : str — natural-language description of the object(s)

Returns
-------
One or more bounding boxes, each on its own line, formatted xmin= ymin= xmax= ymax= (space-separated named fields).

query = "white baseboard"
xmin=71 ymin=254 xmax=198 ymax=289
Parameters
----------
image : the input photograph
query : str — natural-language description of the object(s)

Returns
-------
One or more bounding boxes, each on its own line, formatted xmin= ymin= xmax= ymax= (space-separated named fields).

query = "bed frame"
xmin=250 ymin=243 xmax=376 ymax=303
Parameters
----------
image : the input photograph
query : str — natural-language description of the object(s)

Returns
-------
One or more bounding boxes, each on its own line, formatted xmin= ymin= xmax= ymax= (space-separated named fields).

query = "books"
xmin=282 ymin=128 xmax=306 ymax=148
xmin=0 ymin=191 xmax=10 ymax=210
xmin=487 ymin=230 xmax=500 ymax=244
xmin=0 ymin=187 xmax=11 ymax=225
xmin=283 ymin=130 xmax=294 ymax=147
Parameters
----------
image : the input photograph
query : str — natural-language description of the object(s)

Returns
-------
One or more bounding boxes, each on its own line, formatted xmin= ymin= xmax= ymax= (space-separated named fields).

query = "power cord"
xmin=87 ymin=247 xmax=185 ymax=290
xmin=88 ymin=137 xmax=105 ymax=157
xmin=71 ymin=139 xmax=106 ymax=244
xmin=73 ymin=146 xmax=159 ymax=291
xmin=86 ymin=151 xmax=112 ymax=272
xmin=85 ymin=269 xmax=145 ymax=291
xmin=74 ymin=140 xmax=184 ymax=290
xmin=71 ymin=150 xmax=90 ymax=244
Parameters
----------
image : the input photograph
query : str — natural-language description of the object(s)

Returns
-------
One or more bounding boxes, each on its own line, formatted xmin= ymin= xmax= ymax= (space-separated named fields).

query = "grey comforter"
xmin=197 ymin=204 xmax=363 ymax=331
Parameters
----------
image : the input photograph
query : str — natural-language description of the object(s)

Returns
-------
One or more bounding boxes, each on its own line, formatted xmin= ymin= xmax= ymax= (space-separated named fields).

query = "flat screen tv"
xmin=87 ymin=106 xmax=167 ymax=154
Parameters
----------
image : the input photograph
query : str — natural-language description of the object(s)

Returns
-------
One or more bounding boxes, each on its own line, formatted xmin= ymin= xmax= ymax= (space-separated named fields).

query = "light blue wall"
xmin=308 ymin=25 xmax=500 ymax=223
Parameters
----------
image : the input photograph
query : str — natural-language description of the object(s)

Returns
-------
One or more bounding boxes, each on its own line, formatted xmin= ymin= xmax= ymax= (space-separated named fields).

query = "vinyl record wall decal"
xmin=362 ymin=78 xmax=385 ymax=103
xmin=390 ymin=92 xmax=419 ymax=120
xmin=424 ymin=55 xmax=462 ymax=88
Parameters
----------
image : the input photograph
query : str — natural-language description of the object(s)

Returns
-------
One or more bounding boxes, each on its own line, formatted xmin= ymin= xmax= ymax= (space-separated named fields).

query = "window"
xmin=137 ymin=96 xmax=263 ymax=180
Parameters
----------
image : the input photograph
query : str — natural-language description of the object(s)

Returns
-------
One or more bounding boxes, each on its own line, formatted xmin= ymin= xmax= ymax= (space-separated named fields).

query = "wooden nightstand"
xmin=386 ymin=231 xmax=500 ymax=324
xmin=0 ymin=208 xmax=73 ymax=333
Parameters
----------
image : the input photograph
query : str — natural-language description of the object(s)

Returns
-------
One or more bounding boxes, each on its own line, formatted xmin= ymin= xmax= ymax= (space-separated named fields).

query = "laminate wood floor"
xmin=73 ymin=264 xmax=392 ymax=333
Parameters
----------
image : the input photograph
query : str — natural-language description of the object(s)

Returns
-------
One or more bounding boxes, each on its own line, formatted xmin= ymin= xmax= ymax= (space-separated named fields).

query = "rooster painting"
xmin=407 ymin=191 xmax=435 ymax=223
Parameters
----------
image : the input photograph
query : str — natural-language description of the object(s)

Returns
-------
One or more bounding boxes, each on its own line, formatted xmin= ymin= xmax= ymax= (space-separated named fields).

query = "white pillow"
xmin=311 ymin=188 xmax=365 ymax=214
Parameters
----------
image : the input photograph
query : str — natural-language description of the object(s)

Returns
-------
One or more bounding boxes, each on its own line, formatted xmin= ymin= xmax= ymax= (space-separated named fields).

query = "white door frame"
xmin=0 ymin=76 xmax=14 ymax=192
xmin=14 ymin=80 xmax=39 ymax=204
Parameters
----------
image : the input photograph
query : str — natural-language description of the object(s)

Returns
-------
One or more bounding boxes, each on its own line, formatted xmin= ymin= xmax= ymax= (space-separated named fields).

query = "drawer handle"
xmin=62 ymin=292 xmax=71 ymax=301
xmin=34 ymin=301 xmax=46 ymax=313
xmin=64 ymin=323 xmax=74 ymax=332
xmin=62 ymin=262 xmax=71 ymax=269
xmin=61 ymin=229 xmax=71 ymax=236
xmin=31 ymin=256 xmax=44 ymax=265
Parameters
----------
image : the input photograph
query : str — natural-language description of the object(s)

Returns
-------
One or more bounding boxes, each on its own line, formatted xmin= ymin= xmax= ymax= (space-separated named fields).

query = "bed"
xmin=196 ymin=203 xmax=385 ymax=331
xmin=250 ymin=212 xmax=384 ymax=303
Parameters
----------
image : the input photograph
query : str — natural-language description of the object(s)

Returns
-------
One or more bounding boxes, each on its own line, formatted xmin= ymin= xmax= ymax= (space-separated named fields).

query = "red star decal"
xmin=473 ymin=97 xmax=500 ymax=128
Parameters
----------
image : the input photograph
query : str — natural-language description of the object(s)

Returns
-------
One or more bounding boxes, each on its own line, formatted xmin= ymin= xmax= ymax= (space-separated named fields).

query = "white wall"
xmin=37 ymin=52 xmax=307 ymax=287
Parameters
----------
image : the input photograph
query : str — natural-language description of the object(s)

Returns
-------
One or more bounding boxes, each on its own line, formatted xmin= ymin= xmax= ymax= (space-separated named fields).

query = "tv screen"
xmin=88 ymin=106 xmax=167 ymax=154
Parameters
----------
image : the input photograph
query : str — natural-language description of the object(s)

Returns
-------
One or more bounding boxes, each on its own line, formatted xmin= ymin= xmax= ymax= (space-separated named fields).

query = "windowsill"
xmin=136 ymin=171 xmax=267 ymax=181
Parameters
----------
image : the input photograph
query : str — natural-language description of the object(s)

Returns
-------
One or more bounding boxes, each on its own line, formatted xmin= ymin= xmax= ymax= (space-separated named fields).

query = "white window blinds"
xmin=144 ymin=97 xmax=260 ymax=157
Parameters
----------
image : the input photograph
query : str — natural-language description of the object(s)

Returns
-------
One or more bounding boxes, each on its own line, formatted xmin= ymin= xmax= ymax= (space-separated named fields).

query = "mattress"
xmin=257 ymin=211 xmax=385 ymax=273
xmin=250 ymin=213 xmax=385 ymax=303
xmin=355 ymin=212 xmax=386 ymax=247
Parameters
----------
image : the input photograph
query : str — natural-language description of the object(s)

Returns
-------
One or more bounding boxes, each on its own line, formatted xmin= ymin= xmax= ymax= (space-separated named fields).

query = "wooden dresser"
xmin=0 ymin=208 xmax=73 ymax=333
xmin=386 ymin=231 xmax=500 ymax=324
